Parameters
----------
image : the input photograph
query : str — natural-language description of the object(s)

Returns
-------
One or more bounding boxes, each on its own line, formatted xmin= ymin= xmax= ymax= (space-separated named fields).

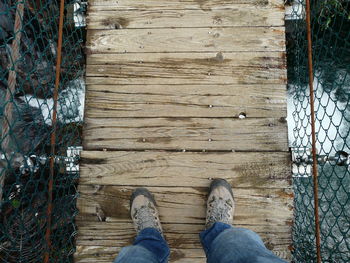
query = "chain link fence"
xmin=0 ymin=0 xmax=85 ymax=262
xmin=286 ymin=0 xmax=350 ymax=262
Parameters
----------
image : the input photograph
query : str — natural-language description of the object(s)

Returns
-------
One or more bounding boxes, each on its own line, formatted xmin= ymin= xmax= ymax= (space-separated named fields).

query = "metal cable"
xmin=43 ymin=0 xmax=65 ymax=262
xmin=305 ymin=0 xmax=322 ymax=262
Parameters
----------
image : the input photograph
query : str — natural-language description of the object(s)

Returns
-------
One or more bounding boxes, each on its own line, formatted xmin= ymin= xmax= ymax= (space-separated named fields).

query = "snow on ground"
xmin=20 ymin=77 xmax=85 ymax=126
xmin=285 ymin=0 xmax=305 ymax=20
xmin=287 ymin=75 xmax=347 ymax=155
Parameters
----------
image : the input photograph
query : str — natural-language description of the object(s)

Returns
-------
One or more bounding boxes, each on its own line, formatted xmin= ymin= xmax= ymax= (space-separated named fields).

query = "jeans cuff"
xmin=199 ymin=222 xmax=232 ymax=255
xmin=134 ymin=228 xmax=170 ymax=263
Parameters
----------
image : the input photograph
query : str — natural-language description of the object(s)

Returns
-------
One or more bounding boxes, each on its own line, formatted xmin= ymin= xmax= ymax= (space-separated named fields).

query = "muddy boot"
xmin=206 ymin=179 xmax=235 ymax=229
xmin=130 ymin=188 xmax=163 ymax=235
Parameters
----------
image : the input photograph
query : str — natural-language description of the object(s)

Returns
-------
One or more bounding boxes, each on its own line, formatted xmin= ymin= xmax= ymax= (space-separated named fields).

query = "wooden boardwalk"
xmin=75 ymin=0 xmax=292 ymax=262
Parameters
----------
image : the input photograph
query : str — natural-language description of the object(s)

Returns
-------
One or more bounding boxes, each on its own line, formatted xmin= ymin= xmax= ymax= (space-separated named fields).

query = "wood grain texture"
xmin=86 ymin=52 xmax=287 ymax=85
xmin=75 ymin=222 xmax=292 ymax=257
xmin=76 ymin=221 xmax=292 ymax=247
xmin=83 ymin=117 xmax=288 ymax=151
xmin=87 ymin=7 xmax=284 ymax=29
xmin=75 ymin=245 xmax=290 ymax=263
xmin=87 ymin=27 xmax=285 ymax=53
xmin=79 ymin=151 xmax=291 ymax=187
xmin=85 ymin=84 xmax=287 ymax=118
xmin=88 ymin=0 xmax=284 ymax=9
xmin=77 ymin=0 xmax=291 ymax=261
xmin=77 ymin=185 xmax=293 ymax=225
xmin=75 ymin=246 xmax=206 ymax=263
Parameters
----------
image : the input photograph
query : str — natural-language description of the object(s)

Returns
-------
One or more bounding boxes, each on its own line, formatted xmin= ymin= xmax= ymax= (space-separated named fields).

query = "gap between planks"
xmin=87 ymin=0 xmax=285 ymax=9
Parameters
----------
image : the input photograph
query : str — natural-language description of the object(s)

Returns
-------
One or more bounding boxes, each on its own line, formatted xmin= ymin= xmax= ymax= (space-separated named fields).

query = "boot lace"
xmin=206 ymin=196 xmax=233 ymax=227
xmin=133 ymin=204 xmax=161 ymax=233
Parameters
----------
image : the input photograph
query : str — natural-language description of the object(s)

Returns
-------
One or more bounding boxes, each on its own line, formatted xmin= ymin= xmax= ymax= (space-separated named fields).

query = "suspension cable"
xmin=44 ymin=0 xmax=65 ymax=262
xmin=305 ymin=0 xmax=322 ymax=262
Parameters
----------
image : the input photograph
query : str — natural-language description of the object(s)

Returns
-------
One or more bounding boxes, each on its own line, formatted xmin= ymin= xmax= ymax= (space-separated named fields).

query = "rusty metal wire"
xmin=287 ymin=0 xmax=350 ymax=262
xmin=305 ymin=0 xmax=322 ymax=261
xmin=44 ymin=0 xmax=66 ymax=262
xmin=0 ymin=0 xmax=85 ymax=262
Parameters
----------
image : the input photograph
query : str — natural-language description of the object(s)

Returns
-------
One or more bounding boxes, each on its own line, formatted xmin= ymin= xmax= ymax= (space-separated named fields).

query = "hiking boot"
xmin=130 ymin=188 xmax=163 ymax=235
xmin=206 ymin=179 xmax=235 ymax=229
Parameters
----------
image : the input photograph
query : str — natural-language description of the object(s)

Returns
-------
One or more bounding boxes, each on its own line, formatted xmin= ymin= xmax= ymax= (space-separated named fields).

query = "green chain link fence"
xmin=286 ymin=0 xmax=350 ymax=262
xmin=0 ymin=0 xmax=85 ymax=262
xmin=0 ymin=0 xmax=349 ymax=262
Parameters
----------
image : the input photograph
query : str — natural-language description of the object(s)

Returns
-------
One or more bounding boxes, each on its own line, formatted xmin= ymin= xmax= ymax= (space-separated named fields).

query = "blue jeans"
xmin=114 ymin=222 xmax=287 ymax=263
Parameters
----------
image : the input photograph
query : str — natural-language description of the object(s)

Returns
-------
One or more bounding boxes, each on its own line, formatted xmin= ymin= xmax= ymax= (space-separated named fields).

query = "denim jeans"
xmin=114 ymin=222 xmax=287 ymax=263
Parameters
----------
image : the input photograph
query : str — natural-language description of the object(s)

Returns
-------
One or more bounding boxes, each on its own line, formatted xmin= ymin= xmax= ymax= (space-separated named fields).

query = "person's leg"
xmin=114 ymin=188 xmax=170 ymax=263
xmin=200 ymin=223 xmax=286 ymax=263
xmin=200 ymin=179 xmax=287 ymax=263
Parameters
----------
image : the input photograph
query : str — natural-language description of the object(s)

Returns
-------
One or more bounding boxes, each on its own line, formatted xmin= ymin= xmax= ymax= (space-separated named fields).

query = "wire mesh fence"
xmin=286 ymin=0 xmax=350 ymax=262
xmin=0 ymin=0 xmax=85 ymax=262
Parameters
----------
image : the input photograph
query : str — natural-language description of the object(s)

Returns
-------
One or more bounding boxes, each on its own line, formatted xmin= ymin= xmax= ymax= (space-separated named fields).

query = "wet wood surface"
xmin=76 ymin=0 xmax=291 ymax=262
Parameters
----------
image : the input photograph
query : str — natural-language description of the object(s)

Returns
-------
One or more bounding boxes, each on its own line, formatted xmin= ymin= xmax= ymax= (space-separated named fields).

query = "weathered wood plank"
xmin=87 ymin=7 xmax=284 ymax=29
xmin=76 ymin=222 xmax=292 ymax=256
xmin=79 ymin=151 xmax=291 ymax=187
xmin=86 ymin=52 xmax=287 ymax=85
xmin=83 ymin=117 xmax=288 ymax=151
xmin=75 ymin=245 xmax=291 ymax=263
xmin=88 ymin=0 xmax=284 ymax=9
xmin=78 ymin=0 xmax=290 ymax=261
xmin=75 ymin=246 xmax=206 ymax=263
xmin=86 ymin=27 xmax=285 ymax=53
xmin=77 ymin=185 xmax=293 ymax=225
xmin=85 ymin=84 xmax=287 ymax=118
xmin=87 ymin=51 xmax=286 ymax=66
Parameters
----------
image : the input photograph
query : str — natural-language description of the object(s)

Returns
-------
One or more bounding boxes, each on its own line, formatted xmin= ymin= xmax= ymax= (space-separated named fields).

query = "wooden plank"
xmin=87 ymin=7 xmax=284 ymax=29
xmin=79 ymin=151 xmax=291 ymax=187
xmin=83 ymin=117 xmax=288 ymax=151
xmin=86 ymin=52 xmax=287 ymax=85
xmin=88 ymin=0 xmax=284 ymax=9
xmin=75 ymin=246 xmax=206 ymax=263
xmin=86 ymin=51 xmax=286 ymax=66
xmin=76 ymin=222 xmax=291 ymax=256
xmin=75 ymin=245 xmax=291 ymax=263
xmin=86 ymin=27 xmax=285 ymax=53
xmin=76 ymin=245 xmax=291 ymax=263
xmin=77 ymin=185 xmax=293 ymax=225
xmin=85 ymin=84 xmax=287 ymax=118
